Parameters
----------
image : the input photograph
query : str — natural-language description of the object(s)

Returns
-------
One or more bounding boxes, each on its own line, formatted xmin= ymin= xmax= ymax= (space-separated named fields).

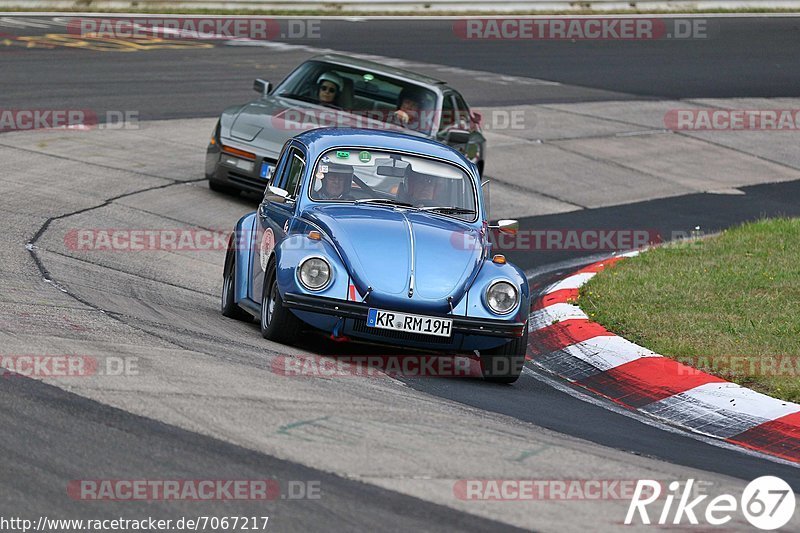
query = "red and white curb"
xmin=527 ymin=251 xmax=800 ymax=463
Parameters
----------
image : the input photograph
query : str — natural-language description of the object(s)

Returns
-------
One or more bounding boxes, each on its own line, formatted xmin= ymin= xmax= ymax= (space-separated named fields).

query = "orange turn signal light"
xmin=221 ymin=144 xmax=256 ymax=160
xmin=492 ymin=254 xmax=506 ymax=264
xmin=308 ymin=231 xmax=322 ymax=241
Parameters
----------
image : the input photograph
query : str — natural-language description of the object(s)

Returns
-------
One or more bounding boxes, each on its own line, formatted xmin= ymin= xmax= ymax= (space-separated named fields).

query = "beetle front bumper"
xmin=283 ymin=293 xmax=527 ymax=347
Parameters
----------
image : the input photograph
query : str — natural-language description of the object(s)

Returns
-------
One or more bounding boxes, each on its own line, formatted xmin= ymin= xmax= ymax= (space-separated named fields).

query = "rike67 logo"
xmin=626 ymin=477 xmax=795 ymax=530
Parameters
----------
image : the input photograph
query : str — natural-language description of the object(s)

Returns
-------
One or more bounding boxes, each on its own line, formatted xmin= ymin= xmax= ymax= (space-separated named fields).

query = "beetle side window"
xmin=268 ymin=141 xmax=291 ymax=186
xmin=275 ymin=148 xmax=305 ymax=199
xmin=286 ymin=153 xmax=305 ymax=198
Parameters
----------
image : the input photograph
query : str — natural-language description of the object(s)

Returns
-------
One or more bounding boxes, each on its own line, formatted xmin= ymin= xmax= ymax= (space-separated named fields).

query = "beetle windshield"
xmin=273 ymin=60 xmax=438 ymax=135
xmin=309 ymin=148 xmax=478 ymax=222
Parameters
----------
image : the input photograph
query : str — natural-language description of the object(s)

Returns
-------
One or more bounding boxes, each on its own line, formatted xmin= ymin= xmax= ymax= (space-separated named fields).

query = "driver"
xmin=315 ymin=163 xmax=354 ymax=200
xmin=316 ymin=72 xmax=343 ymax=106
xmin=392 ymin=86 xmax=434 ymax=132
xmin=403 ymin=170 xmax=437 ymax=206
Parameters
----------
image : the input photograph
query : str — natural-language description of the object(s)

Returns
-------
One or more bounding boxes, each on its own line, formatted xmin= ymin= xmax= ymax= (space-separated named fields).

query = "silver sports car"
xmin=205 ymin=54 xmax=486 ymax=195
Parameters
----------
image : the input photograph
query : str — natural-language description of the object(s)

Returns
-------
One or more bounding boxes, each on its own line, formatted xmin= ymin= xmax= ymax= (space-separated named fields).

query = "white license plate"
xmin=222 ymin=155 xmax=254 ymax=172
xmin=367 ymin=308 xmax=453 ymax=338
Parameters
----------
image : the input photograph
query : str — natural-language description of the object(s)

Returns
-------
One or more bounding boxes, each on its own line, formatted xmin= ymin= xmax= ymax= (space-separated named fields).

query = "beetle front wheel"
xmin=260 ymin=267 xmax=302 ymax=343
xmin=479 ymin=327 xmax=528 ymax=384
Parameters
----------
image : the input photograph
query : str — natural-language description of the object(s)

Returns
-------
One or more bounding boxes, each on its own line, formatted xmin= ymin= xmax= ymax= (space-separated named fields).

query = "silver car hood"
xmin=221 ymin=96 xmax=425 ymax=159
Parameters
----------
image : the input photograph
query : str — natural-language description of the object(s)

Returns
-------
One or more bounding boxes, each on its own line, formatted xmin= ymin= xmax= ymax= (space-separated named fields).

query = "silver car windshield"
xmin=309 ymin=148 xmax=478 ymax=222
xmin=274 ymin=61 xmax=438 ymax=135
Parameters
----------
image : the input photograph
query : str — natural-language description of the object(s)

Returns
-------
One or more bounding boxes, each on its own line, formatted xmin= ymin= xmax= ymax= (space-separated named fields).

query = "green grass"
xmin=579 ymin=218 xmax=800 ymax=403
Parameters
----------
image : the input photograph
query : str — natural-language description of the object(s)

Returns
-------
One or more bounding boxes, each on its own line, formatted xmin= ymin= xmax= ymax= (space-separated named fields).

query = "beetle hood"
xmin=303 ymin=205 xmax=484 ymax=314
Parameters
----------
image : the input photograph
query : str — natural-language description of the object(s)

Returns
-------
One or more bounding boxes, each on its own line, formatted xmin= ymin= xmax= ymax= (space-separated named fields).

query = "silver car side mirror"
xmin=446 ymin=129 xmax=471 ymax=144
xmin=253 ymin=79 xmax=271 ymax=98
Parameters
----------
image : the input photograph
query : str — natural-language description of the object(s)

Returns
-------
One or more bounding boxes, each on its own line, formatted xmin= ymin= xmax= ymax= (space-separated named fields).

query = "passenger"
xmin=316 ymin=72 xmax=343 ymax=106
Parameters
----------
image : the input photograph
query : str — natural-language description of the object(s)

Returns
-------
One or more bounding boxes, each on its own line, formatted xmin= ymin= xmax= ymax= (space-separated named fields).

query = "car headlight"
xmin=486 ymin=281 xmax=518 ymax=315
xmin=298 ymin=257 xmax=332 ymax=291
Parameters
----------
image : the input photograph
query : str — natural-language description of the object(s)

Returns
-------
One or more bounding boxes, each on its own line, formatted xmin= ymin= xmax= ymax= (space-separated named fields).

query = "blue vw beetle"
xmin=221 ymin=128 xmax=529 ymax=382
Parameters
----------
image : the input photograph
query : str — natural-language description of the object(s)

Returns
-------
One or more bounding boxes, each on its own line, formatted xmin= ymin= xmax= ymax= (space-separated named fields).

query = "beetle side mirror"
xmin=489 ymin=219 xmax=519 ymax=235
xmin=253 ymin=79 xmax=271 ymax=98
xmin=264 ymin=185 xmax=289 ymax=204
xmin=471 ymin=111 xmax=482 ymax=126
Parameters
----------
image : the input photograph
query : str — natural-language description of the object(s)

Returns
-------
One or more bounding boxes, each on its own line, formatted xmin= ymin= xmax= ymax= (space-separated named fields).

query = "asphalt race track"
xmin=5 ymin=17 xmax=800 ymax=118
xmin=2 ymin=14 xmax=800 ymax=532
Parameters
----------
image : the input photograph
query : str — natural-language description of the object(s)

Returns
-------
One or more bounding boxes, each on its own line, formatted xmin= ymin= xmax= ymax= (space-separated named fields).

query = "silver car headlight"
xmin=298 ymin=257 xmax=332 ymax=291
xmin=486 ymin=281 xmax=518 ymax=315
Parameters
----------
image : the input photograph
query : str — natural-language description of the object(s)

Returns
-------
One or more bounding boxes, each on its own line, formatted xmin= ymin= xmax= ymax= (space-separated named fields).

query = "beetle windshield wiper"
xmin=419 ymin=206 xmax=476 ymax=215
xmin=354 ymin=198 xmax=415 ymax=208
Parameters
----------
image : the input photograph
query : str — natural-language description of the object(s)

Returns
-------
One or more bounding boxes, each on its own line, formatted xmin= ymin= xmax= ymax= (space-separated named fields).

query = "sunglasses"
xmin=319 ymin=84 xmax=338 ymax=94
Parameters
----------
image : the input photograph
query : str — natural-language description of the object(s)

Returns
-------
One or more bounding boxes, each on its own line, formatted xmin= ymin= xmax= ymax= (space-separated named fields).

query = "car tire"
xmin=209 ymin=179 xmax=239 ymax=195
xmin=479 ymin=326 xmax=528 ymax=384
xmin=221 ymin=245 xmax=250 ymax=321
xmin=260 ymin=265 xmax=302 ymax=343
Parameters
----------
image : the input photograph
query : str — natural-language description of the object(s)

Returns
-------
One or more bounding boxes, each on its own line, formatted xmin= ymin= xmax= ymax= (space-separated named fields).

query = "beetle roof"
xmin=294 ymin=128 xmax=474 ymax=170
